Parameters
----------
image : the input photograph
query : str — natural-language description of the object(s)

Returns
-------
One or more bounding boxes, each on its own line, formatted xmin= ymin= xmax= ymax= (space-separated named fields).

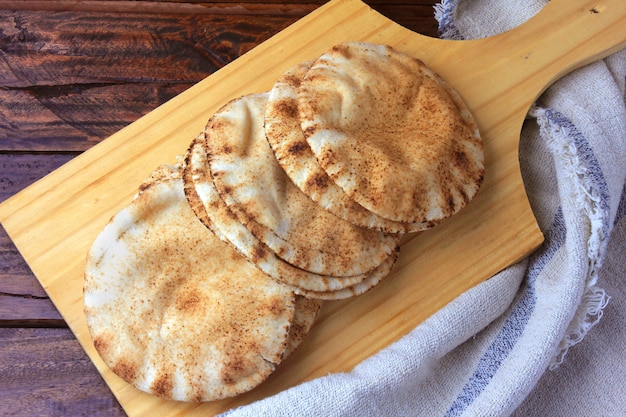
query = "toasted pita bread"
xmin=299 ymin=42 xmax=484 ymax=225
xmin=84 ymin=165 xmax=297 ymax=402
xmin=206 ymin=92 xmax=399 ymax=277
xmin=182 ymin=134 xmax=384 ymax=294
xmin=295 ymin=247 xmax=398 ymax=300
xmin=284 ymin=296 xmax=322 ymax=358
xmin=266 ymin=60 xmax=428 ymax=233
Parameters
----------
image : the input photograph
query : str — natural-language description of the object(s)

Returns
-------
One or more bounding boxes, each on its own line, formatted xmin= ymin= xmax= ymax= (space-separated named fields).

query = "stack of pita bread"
xmin=84 ymin=42 xmax=484 ymax=402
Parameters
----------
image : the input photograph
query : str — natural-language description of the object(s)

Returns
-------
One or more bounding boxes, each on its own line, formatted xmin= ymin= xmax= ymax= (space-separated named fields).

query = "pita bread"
xmin=182 ymin=134 xmax=382 ymax=294
xmin=84 ymin=165 xmax=298 ymax=402
xmin=206 ymin=92 xmax=399 ymax=277
xmin=265 ymin=60 xmax=436 ymax=233
xmin=284 ymin=296 xmax=322 ymax=358
xmin=298 ymin=42 xmax=484 ymax=225
xmin=82 ymin=40 xmax=489 ymax=403
xmin=295 ymin=247 xmax=398 ymax=300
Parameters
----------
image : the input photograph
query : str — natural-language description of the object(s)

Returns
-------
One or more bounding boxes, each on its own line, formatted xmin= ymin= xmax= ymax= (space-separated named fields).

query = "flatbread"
xmin=284 ymin=296 xmax=322 ymax=358
xmin=84 ymin=165 xmax=297 ymax=402
xmin=265 ymin=60 xmax=432 ymax=233
xmin=206 ymin=92 xmax=399 ymax=277
xmin=295 ymin=247 xmax=398 ymax=300
xmin=298 ymin=42 xmax=484 ymax=225
xmin=182 ymin=134 xmax=382 ymax=294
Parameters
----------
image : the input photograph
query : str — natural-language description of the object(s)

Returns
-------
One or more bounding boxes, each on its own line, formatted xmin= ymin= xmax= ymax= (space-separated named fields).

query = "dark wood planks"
xmin=0 ymin=153 xmax=75 ymax=327
xmin=0 ymin=153 xmax=76 ymax=201
xmin=1 ymin=154 xmax=74 ymax=326
xmin=0 ymin=11 xmax=300 ymax=151
xmin=0 ymin=327 xmax=126 ymax=416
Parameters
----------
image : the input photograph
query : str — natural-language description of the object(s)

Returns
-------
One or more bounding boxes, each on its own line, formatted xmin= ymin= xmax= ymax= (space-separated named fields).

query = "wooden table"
xmin=0 ymin=2 xmax=439 ymax=415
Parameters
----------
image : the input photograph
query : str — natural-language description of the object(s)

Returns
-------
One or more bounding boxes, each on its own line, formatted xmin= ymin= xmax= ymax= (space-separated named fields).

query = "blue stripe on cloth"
xmin=443 ymin=209 xmax=566 ymax=417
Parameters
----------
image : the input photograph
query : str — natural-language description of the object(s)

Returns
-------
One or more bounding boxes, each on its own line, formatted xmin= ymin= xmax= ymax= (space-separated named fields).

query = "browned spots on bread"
xmin=221 ymin=185 xmax=233 ymax=195
xmin=318 ymin=148 xmax=337 ymax=167
xmin=287 ymin=141 xmax=309 ymax=156
xmin=305 ymin=172 xmax=329 ymax=191
xmin=210 ymin=118 xmax=230 ymax=133
xmin=283 ymin=73 xmax=302 ymax=88
xmin=275 ymin=99 xmax=299 ymax=120
xmin=264 ymin=295 xmax=288 ymax=318
xmin=176 ymin=288 xmax=201 ymax=313
xmin=331 ymin=43 xmax=352 ymax=59
xmin=112 ymin=358 xmax=138 ymax=383
xmin=221 ymin=355 xmax=249 ymax=386
xmin=220 ymin=334 xmax=269 ymax=387
xmin=93 ymin=335 xmax=109 ymax=356
xmin=151 ymin=372 xmax=174 ymax=398
xmin=453 ymin=149 xmax=469 ymax=172
xmin=251 ymin=243 xmax=267 ymax=262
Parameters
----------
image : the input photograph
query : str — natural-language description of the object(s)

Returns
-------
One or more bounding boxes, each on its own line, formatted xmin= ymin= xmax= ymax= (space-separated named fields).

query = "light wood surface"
xmin=0 ymin=0 xmax=624 ymax=415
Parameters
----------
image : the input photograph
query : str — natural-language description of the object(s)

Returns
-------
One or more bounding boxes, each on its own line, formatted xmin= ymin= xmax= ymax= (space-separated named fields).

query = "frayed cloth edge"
xmin=434 ymin=0 xmax=464 ymax=39
xmin=529 ymin=105 xmax=611 ymax=370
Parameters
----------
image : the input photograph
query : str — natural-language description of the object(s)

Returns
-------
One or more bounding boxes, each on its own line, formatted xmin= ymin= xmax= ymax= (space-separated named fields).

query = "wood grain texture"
xmin=1 ymin=155 xmax=73 ymax=326
xmin=0 ymin=11 xmax=298 ymax=151
xmin=0 ymin=328 xmax=126 ymax=416
xmin=0 ymin=84 xmax=192 ymax=151
xmin=0 ymin=153 xmax=76 ymax=201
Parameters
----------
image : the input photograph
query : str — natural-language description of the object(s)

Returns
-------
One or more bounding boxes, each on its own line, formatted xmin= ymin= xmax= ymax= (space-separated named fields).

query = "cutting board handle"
xmin=436 ymin=0 xmax=626 ymax=116
xmin=493 ymin=0 xmax=624 ymax=96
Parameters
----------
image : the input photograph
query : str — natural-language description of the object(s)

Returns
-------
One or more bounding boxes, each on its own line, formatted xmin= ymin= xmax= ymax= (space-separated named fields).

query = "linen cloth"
xmin=222 ymin=1 xmax=626 ymax=415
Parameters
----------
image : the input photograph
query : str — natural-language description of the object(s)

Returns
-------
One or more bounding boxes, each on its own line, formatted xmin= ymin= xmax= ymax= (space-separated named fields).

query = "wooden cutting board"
xmin=1 ymin=0 xmax=624 ymax=415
